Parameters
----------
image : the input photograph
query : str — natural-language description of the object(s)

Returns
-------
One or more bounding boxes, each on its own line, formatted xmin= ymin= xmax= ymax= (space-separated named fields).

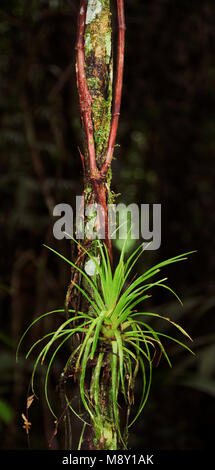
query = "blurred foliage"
xmin=0 ymin=0 xmax=215 ymax=450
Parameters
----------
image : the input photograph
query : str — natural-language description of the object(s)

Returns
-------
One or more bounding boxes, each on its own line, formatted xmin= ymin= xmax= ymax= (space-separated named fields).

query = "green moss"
xmin=87 ymin=76 xmax=100 ymax=90
xmin=104 ymin=31 xmax=111 ymax=64
xmin=91 ymin=97 xmax=111 ymax=158
xmin=85 ymin=34 xmax=93 ymax=54
xmin=93 ymin=407 xmax=117 ymax=450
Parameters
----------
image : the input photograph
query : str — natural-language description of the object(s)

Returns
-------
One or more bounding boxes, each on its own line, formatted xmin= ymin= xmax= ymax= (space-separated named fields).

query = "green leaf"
xmin=90 ymin=311 xmax=106 ymax=360
xmin=16 ymin=309 xmax=66 ymax=362
xmin=0 ymin=399 xmax=13 ymax=424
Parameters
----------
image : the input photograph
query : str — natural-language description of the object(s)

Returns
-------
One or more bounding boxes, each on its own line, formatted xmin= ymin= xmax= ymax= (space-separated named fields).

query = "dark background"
xmin=0 ymin=0 xmax=215 ymax=450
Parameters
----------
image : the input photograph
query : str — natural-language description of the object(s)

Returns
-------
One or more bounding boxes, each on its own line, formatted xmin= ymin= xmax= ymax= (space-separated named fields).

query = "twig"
xmin=101 ymin=0 xmax=125 ymax=178
xmin=75 ymin=0 xmax=97 ymax=178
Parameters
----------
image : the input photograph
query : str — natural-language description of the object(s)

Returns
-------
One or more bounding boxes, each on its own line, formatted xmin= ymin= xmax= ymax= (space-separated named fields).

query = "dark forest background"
xmin=0 ymin=0 xmax=215 ymax=450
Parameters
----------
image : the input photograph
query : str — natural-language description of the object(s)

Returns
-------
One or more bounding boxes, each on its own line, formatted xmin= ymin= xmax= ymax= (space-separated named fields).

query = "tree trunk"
xmin=64 ymin=0 xmax=125 ymax=450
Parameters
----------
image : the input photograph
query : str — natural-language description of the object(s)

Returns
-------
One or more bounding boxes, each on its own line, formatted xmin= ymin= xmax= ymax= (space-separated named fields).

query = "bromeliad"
xmin=16 ymin=238 xmax=195 ymax=448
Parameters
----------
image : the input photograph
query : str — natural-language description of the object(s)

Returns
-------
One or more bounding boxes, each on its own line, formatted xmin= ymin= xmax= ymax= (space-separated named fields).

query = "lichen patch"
xmin=86 ymin=0 xmax=102 ymax=25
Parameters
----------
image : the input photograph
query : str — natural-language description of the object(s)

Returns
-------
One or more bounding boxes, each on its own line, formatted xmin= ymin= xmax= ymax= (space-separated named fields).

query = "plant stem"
xmin=101 ymin=0 xmax=126 ymax=178
xmin=76 ymin=0 xmax=97 ymax=177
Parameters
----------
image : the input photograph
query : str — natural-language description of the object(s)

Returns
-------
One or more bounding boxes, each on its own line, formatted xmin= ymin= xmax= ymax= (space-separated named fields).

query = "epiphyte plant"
xmin=16 ymin=238 xmax=195 ymax=450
